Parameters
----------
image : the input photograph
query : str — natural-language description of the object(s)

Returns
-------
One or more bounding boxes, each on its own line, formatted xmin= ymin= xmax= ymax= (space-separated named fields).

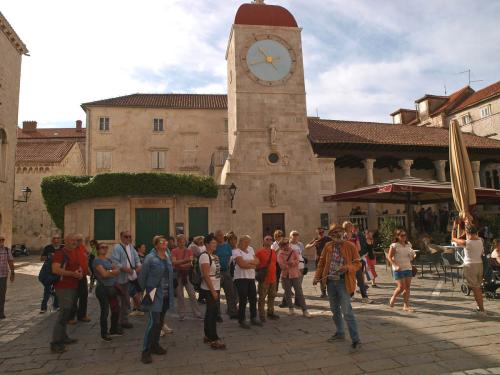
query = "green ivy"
xmin=41 ymin=173 xmax=219 ymax=230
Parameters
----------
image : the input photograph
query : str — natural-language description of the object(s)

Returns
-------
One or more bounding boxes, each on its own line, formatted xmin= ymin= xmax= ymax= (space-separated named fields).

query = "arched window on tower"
xmin=485 ymin=171 xmax=492 ymax=188
xmin=0 ymin=129 xmax=7 ymax=181
xmin=493 ymin=170 xmax=500 ymax=190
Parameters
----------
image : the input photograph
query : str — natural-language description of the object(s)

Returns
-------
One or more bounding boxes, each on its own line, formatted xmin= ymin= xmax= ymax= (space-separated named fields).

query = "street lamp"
xmin=228 ymin=183 xmax=237 ymax=208
xmin=14 ymin=186 xmax=32 ymax=203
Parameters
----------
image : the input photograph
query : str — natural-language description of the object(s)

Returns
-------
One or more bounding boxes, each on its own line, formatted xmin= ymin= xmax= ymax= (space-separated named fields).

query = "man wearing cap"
xmin=313 ymin=223 xmax=362 ymax=352
xmin=0 ymin=235 xmax=15 ymax=319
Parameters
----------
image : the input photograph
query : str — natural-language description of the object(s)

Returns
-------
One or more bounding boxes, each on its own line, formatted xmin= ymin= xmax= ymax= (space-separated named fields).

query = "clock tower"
xmin=221 ymin=1 xmax=322 ymax=239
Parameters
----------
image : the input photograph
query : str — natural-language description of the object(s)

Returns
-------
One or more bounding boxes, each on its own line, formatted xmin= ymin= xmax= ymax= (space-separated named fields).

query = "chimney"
xmin=76 ymin=120 xmax=83 ymax=132
xmin=22 ymin=121 xmax=37 ymax=132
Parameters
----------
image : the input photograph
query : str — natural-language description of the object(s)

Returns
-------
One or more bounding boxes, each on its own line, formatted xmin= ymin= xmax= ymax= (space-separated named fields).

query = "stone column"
xmin=433 ymin=160 xmax=447 ymax=182
xmin=399 ymin=159 xmax=414 ymax=177
xmin=363 ymin=159 xmax=377 ymax=230
xmin=331 ymin=158 xmax=338 ymax=223
xmin=471 ymin=161 xmax=481 ymax=187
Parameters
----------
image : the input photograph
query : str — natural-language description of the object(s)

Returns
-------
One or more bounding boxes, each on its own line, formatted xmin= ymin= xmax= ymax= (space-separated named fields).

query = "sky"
xmin=2 ymin=0 xmax=500 ymax=128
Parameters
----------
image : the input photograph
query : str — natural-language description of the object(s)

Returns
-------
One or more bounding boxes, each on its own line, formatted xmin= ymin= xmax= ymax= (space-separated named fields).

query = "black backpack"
xmin=190 ymin=252 xmax=212 ymax=292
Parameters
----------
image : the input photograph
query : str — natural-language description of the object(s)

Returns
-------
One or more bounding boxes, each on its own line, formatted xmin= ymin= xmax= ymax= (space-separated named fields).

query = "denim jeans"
xmin=41 ymin=284 xmax=59 ymax=311
xmin=355 ymin=260 xmax=368 ymax=298
xmin=95 ymin=284 xmax=119 ymax=337
xmin=327 ymin=279 xmax=360 ymax=343
xmin=143 ymin=297 xmax=169 ymax=353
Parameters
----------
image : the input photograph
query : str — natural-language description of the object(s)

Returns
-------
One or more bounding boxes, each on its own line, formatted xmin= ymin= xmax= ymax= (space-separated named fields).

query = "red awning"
xmin=323 ymin=176 xmax=500 ymax=204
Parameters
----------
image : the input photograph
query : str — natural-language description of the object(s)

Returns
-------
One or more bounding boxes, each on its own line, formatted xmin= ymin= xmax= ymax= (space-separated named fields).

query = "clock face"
xmin=245 ymin=38 xmax=294 ymax=84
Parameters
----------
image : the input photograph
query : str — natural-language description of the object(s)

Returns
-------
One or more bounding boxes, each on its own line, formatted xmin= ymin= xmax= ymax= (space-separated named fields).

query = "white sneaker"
xmin=287 ymin=308 xmax=295 ymax=316
xmin=163 ymin=324 xmax=173 ymax=334
xmin=361 ymin=298 xmax=373 ymax=304
xmin=302 ymin=310 xmax=311 ymax=318
xmin=129 ymin=310 xmax=139 ymax=317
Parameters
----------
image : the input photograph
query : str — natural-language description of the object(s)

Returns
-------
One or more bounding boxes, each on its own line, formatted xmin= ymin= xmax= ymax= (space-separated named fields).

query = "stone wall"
xmin=0 ymin=27 xmax=22 ymax=247
xmin=449 ymin=97 xmax=500 ymax=140
xmin=85 ymin=107 xmax=228 ymax=176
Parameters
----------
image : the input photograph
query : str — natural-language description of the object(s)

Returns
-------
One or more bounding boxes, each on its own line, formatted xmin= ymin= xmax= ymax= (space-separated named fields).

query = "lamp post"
xmin=14 ymin=186 xmax=32 ymax=203
xmin=228 ymin=183 xmax=237 ymax=208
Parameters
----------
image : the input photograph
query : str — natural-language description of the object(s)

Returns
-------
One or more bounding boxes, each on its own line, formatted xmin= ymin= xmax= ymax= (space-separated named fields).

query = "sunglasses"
xmin=264 ymin=238 xmax=273 ymax=241
xmin=280 ymin=241 xmax=290 ymax=246
xmin=123 ymin=235 xmax=132 ymax=239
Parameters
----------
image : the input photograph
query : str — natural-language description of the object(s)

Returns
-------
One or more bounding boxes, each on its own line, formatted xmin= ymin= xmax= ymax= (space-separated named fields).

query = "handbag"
xmin=255 ymin=249 xmax=274 ymax=283
xmin=301 ymin=256 xmax=309 ymax=275
xmin=411 ymin=265 xmax=418 ymax=277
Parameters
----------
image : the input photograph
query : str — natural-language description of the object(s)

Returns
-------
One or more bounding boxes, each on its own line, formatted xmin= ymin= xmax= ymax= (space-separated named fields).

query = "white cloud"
xmin=2 ymin=0 xmax=499 ymax=127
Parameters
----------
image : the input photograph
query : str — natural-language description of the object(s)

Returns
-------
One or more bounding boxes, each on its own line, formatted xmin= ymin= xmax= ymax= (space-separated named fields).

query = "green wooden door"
xmin=188 ymin=207 xmax=209 ymax=237
xmin=135 ymin=208 xmax=170 ymax=250
xmin=94 ymin=209 xmax=115 ymax=241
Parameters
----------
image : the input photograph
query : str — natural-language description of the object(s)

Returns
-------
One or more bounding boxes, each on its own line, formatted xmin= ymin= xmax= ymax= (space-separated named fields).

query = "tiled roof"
xmin=307 ymin=118 xmax=500 ymax=149
xmin=0 ymin=11 xmax=28 ymax=54
xmin=15 ymin=141 xmax=76 ymax=163
xmin=450 ymin=80 xmax=500 ymax=114
xmin=82 ymin=94 xmax=228 ymax=110
xmin=429 ymin=86 xmax=473 ymax=116
xmin=17 ymin=128 xmax=86 ymax=139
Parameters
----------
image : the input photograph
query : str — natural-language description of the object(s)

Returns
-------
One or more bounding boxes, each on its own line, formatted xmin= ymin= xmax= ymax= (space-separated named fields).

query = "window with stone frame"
xmin=151 ymin=150 xmax=166 ymax=169
xmin=96 ymin=151 xmax=112 ymax=170
xmin=461 ymin=113 xmax=471 ymax=126
xmin=153 ymin=118 xmax=164 ymax=132
xmin=224 ymin=118 xmax=228 ymax=133
xmin=480 ymin=105 xmax=491 ymax=119
xmin=99 ymin=117 xmax=110 ymax=131
xmin=0 ymin=128 xmax=6 ymax=181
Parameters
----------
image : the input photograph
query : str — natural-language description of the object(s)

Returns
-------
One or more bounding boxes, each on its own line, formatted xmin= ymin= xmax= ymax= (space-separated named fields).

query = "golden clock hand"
xmin=250 ymin=60 xmax=266 ymax=66
xmin=270 ymin=61 xmax=278 ymax=70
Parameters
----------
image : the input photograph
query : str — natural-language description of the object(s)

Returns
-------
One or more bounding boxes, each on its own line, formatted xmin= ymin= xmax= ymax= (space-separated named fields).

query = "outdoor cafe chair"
xmin=441 ymin=251 xmax=464 ymax=285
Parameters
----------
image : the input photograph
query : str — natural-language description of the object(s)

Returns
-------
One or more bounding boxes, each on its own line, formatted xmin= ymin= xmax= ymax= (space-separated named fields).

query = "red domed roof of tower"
xmin=234 ymin=2 xmax=298 ymax=27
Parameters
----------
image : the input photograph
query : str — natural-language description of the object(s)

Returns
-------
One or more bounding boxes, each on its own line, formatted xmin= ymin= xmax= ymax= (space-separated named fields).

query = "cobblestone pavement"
xmin=0 ymin=258 xmax=499 ymax=375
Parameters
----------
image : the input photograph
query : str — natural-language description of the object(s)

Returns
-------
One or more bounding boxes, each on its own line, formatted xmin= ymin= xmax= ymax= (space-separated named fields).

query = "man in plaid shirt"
xmin=0 ymin=235 xmax=15 ymax=319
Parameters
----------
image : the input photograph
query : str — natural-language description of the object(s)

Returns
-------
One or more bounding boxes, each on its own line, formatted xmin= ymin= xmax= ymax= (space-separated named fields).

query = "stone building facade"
xmin=0 ymin=12 xmax=28 ymax=247
xmin=14 ymin=121 xmax=85 ymax=250
xmin=391 ymin=81 xmax=500 ymax=140
xmin=64 ymin=2 xmax=500 ymax=250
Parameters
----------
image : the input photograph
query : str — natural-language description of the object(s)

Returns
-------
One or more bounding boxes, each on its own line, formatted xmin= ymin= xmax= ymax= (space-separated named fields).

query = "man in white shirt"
xmin=111 ymin=231 xmax=142 ymax=329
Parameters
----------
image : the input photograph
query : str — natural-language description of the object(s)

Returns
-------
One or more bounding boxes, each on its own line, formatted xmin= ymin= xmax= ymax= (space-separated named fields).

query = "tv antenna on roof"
xmin=456 ymin=69 xmax=483 ymax=86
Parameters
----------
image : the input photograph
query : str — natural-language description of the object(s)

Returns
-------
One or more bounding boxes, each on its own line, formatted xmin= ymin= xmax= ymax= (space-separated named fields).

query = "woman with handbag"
xmin=138 ymin=236 xmax=174 ymax=364
xmin=278 ymin=238 xmax=311 ymax=317
xmin=93 ymin=243 xmax=121 ymax=341
xmin=256 ymin=235 xmax=279 ymax=322
xmin=171 ymin=234 xmax=202 ymax=321
xmin=232 ymin=235 xmax=261 ymax=329
xmin=388 ymin=229 xmax=416 ymax=312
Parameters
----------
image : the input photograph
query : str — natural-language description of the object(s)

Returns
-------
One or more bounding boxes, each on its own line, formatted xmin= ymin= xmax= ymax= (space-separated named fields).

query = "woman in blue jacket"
xmin=138 ymin=235 xmax=174 ymax=364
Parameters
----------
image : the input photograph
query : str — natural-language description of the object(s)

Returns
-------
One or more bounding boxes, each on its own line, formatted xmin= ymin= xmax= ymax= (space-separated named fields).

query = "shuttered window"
xmin=96 ymin=151 xmax=112 ymax=170
xmin=151 ymin=151 xmax=166 ymax=169
xmin=94 ymin=209 xmax=115 ymax=240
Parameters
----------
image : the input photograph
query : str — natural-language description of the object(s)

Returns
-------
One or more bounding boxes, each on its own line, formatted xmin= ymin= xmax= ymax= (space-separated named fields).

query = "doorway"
xmin=135 ymin=208 xmax=170 ymax=250
xmin=188 ymin=207 xmax=209 ymax=238
xmin=262 ymin=213 xmax=285 ymax=237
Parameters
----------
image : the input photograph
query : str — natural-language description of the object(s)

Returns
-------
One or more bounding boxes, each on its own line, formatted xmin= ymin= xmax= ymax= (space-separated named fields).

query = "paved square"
xmin=0 ymin=258 xmax=498 ymax=375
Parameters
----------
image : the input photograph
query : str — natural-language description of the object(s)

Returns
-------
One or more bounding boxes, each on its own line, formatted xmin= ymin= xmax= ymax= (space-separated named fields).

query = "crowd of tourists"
xmin=0 ymin=216 xmax=496 ymax=364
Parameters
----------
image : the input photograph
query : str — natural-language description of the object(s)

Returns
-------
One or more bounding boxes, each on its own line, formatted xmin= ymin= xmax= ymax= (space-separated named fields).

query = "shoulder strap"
xmin=119 ymin=244 xmax=134 ymax=269
xmin=267 ymin=249 xmax=273 ymax=266
xmin=286 ymin=251 xmax=293 ymax=262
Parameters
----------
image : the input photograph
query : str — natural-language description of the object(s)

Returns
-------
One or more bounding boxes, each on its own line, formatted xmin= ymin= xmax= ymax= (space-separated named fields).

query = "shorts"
xmin=394 ymin=269 xmax=412 ymax=280
xmin=463 ymin=263 xmax=483 ymax=288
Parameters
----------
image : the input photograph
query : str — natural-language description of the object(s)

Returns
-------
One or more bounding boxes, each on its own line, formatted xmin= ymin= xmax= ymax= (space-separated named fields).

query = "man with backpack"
xmin=50 ymin=234 xmax=85 ymax=353
xmin=39 ymin=234 xmax=62 ymax=313
xmin=215 ymin=230 xmax=238 ymax=321
xmin=111 ymin=231 xmax=141 ymax=329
